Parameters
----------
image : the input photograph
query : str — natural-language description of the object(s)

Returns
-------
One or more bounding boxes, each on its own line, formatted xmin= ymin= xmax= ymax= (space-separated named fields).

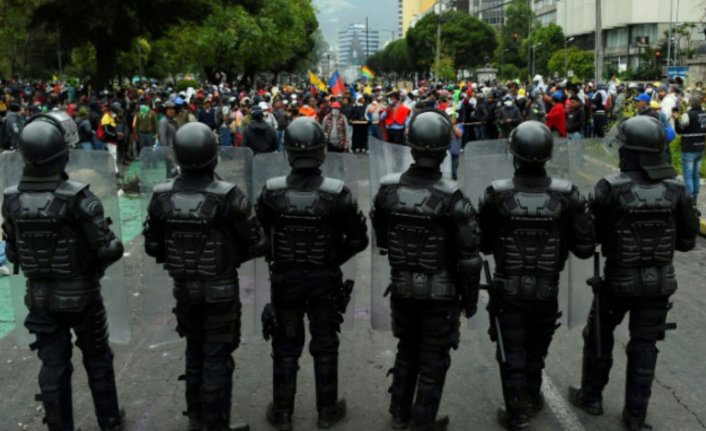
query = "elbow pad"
xmin=98 ymin=238 xmax=124 ymax=266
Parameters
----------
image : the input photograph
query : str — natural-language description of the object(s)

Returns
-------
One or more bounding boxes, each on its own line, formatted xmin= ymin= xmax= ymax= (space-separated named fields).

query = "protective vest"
xmin=679 ymin=108 xmax=706 ymax=152
xmin=4 ymin=181 xmax=100 ymax=311
xmin=265 ymin=176 xmax=344 ymax=268
xmin=602 ymin=173 xmax=680 ymax=296
xmin=382 ymin=173 xmax=458 ymax=300
xmin=385 ymin=104 xmax=410 ymax=127
xmin=488 ymin=178 xmax=572 ymax=300
xmin=154 ymin=180 xmax=241 ymax=282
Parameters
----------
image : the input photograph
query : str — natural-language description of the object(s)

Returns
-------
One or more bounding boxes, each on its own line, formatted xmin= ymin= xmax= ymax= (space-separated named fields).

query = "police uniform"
xmin=1 ymin=112 xmax=125 ymax=431
xmin=478 ymin=121 xmax=595 ymax=430
xmin=143 ymin=123 xmax=266 ymax=431
xmin=569 ymin=116 xmax=700 ymax=431
xmin=257 ymin=117 xmax=369 ymax=431
xmin=371 ymin=111 xmax=482 ymax=431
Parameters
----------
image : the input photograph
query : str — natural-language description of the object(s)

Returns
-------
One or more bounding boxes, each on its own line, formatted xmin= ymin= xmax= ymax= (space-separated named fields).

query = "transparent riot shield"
xmin=462 ymin=139 xmax=574 ymax=329
xmin=251 ymin=151 xmax=360 ymax=334
xmin=368 ymin=137 xmax=454 ymax=330
xmin=563 ymin=138 xmax=619 ymax=328
xmin=138 ymin=146 xmax=255 ymax=320
xmin=0 ymin=150 xmax=131 ymax=345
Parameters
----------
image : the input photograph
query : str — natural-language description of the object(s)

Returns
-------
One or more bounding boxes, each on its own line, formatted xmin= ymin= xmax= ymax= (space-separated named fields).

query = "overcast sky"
xmin=313 ymin=0 xmax=398 ymax=50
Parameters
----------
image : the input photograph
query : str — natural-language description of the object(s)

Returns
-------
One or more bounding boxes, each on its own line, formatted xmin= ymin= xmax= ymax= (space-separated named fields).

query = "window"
xmin=605 ymin=28 xmax=629 ymax=49
xmin=632 ymin=24 xmax=657 ymax=47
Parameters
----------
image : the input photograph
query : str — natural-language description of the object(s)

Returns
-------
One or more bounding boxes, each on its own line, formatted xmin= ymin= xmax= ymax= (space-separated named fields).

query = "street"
xmin=0 ymin=153 xmax=705 ymax=431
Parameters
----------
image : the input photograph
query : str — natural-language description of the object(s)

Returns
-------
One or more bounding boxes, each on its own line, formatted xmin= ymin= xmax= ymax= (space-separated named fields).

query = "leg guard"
xmin=411 ymin=345 xmax=451 ymax=428
xmin=314 ymin=355 xmax=339 ymax=413
xmin=388 ymin=346 xmax=420 ymax=425
xmin=201 ymin=342 xmax=234 ymax=431
xmin=180 ymin=338 xmax=205 ymax=429
xmin=271 ymin=356 xmax=299 ymax=415
xmin=33 ymin=330 xmax=75 ymax=431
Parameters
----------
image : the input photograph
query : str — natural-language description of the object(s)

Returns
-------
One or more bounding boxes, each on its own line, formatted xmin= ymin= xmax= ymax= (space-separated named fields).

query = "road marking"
xmin=542 ymin=370 xmax=585 ymax=431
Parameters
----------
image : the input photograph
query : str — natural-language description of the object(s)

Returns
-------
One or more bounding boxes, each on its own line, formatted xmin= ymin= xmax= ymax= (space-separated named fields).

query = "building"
xmin=338 ymin=24 xmax=380 ymax=68
xmin=531 ymin=0 xmax=558 ymax=26
xmin=557 ymin=0 xmax=705 ymax=72
xmin=470 ymin=0 xmax=507 ymax=28
xmin=399 ymin=0 xmax=438 ymax=37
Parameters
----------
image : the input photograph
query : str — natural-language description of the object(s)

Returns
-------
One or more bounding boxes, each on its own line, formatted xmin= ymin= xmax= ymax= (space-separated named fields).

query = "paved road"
xmin=0 ymin=154 xmax=705 ymax=431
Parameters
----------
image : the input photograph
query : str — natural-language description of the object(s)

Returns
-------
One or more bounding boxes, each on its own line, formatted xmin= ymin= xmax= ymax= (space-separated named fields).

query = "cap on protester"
xmin=634 ymin=93 xmax=651 ymax=103
xmin=649 ymin=100 xmax=661 ymax=110
xmin=331 ymin=101 xmax=341 ymax=109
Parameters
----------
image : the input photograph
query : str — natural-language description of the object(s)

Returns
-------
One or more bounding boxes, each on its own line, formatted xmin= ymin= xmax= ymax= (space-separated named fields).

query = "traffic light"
xmin=656 ymin=50 xmax=662 ymax=59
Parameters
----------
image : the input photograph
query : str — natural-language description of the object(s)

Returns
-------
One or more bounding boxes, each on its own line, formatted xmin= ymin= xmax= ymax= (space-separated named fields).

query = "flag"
xmin=308 ymin=70 xmax=328 ymax=92
xmin=361 ymin=66 xmax=375 ymax=79
xmin=329 ymin=70 xmax=345 ymax=95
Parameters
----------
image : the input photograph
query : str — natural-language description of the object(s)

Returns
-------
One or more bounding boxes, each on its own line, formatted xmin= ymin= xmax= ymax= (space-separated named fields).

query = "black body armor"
xmin=3 ymin=180 xmax=122 ymax=312
xmin=596 ymin=173 xmax=684 ymax=296
xmin=479 ymin=176 xmax=595 ymax=300
xmin=262 ymin=176 xmax=346 ymax=268
xmin=376 ymin=172 xmax=472 ymax=301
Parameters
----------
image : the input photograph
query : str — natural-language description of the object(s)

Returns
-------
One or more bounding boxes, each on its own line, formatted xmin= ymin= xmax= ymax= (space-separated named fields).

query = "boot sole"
xmin=568 ymin=387 xmax=604 ymax=416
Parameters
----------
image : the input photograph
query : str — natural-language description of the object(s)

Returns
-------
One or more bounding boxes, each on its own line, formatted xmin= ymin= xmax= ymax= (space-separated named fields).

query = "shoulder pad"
xmin=380 ymin=173 xmax=402 ymax=186
xmin=432 ymin=178 xmax=459 ymax=195
xmin=55 ymin=180 xmax=88 ymax=198
xmin=662 ymin=178 xmax=685 ymax=189
xmin=206 ymin=180 xmax=237 ymax=197
xmin=604 ymin=173 xmax=631 ymax=187
xmin=3 ymin=184 xmax=19 ymax=197
xmin=266 ymin=176 xmax=288 ymax=191
xmin=548 ymin=178 xmax=573 ymax=193
xmin=153 ymin=180 xmax=175 ymax=194
xmin=491 ymin=178 xmax=514 ymax=192
xmin=319 ymin=177 xmax=344 ymax=194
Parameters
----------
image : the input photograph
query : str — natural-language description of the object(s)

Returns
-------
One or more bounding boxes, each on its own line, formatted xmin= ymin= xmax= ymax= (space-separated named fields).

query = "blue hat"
xmin=551 ymin=91 xmax=564 ymax=102
xmin=634 ymin=93 xmax=651 ymax=103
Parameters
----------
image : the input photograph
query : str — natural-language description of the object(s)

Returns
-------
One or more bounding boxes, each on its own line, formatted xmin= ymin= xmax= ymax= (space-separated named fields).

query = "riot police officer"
xmin=477 ymin=121 xmax=595 ymax=430
xmin=569 ymin=116 xmax=699 ymax=430
xmin=371 ymin=110 xmax=482 ymax=431
xmin=256 ymin=117 xmax=368 ymax=431
xmin=1 ymin=112 xmax=126 ymax=430
xmin=143 ymin=122 xmax=266 ymax=431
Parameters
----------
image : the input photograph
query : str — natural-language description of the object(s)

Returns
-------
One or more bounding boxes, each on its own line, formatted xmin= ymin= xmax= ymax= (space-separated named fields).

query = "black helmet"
xmin=173 ymin=122 xmax=218 ymax=172
xmin=619 ymin=115 xmax=666 ymax=154
xmin=508 ymin=120 xmax=553 ymax=164
xmin=619 ymin=116 xmax=675 ymax=180
xmin=19 ymin=111 xmax=78 ymax=173
xmin=284 ymin=117 xmax=326 ymax=169
xmin=407 ymin=110 xmax=452 ymax=168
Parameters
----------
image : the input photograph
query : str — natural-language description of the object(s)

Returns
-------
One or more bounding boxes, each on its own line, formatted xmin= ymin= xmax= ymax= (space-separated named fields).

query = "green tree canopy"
xmin=525 ymin=23 xmax=565 ymax=78
xmin=547 ymin=46 xmax=594 ymax=81
xmin=367 ymin=39 xmax=413 ymax=75
xmin=406 ymin=11 xmax=497 ymax=74
xmin=495 ymin=0 xmax=537 ymax=72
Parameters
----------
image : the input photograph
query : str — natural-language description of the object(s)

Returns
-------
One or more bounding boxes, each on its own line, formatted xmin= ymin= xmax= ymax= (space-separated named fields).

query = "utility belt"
xmin=489 ymin=273 xmax=559 ymax=300
xmin=603 ymin=264 xmax=677 ymax=297
xmin=173 ymin=278 xmax=239 ymax=304
xmin=26 ymin=279 xmax=101 ymax=312
xmin=387 ymin=269 xmax=457 ymax=300
xmin=463 ymin=122 xmax=483 ymax=126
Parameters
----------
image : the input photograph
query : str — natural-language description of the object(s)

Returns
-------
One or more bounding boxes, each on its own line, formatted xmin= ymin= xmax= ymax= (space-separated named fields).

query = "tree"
xmin=406 ymin=11 xmax=496 ymax=74
xmin=547 ymin=47 xmax=594 ymax=81
xmin=495 ymin=0 xmax=537 ymax=73
xmin=0 ymin=0 xmax=57 ymax=78
xmin=368 ymin=38 xmax=413 ymax=75
xmin=31 ymin=0 xmax=266 ymax=89
xmin=525 ymin=23 xmax=565 ymax=78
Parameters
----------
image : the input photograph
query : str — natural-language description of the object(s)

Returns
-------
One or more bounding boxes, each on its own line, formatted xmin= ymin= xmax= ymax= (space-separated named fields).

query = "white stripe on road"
xmin=542 ymin=370 xmax=586 ymax=431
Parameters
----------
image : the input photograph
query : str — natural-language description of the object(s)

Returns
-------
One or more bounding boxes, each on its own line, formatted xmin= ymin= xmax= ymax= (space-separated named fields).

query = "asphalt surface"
xmin=1 ymin=153 xmax=705 ymax=431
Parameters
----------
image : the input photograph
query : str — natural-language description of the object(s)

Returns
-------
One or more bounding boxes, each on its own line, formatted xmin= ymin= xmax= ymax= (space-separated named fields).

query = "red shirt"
xmin=545 ymin=103 xmax=567 ymax=138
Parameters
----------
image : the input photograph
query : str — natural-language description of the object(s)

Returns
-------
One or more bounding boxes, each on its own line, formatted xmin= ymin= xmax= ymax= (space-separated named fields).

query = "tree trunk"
xmin=94 ymin=37 xmax=117 ymax=91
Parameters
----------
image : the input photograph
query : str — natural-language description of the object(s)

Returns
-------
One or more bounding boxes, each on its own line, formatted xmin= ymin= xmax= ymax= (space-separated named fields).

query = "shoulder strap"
xmin=205 ymin=180 xmax=237 ymax=197
xmin=491 ymin=178 xmax=514 ymax=193
xmin=319 ymin=177 xmax=344 ymax=195
xmin=54 ymin=180 xmax=88 ymax=198
xmin=548 ymin=178 xmax=573 ymax=193
xmin=153 ymin=180 xmax=175 ymax=194
xmin=266 ymin=176 xmax=288 ymax=191
xmin=604 ymin=173 xmax=631 ymax=188
xmin=381 ymin=172 xmax=403 ymax=186
xmin=432 ymin=178 xmax=459 ymax=195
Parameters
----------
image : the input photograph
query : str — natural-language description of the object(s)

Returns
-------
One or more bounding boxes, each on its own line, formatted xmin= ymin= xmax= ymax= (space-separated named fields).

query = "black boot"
xmin=267 ymin=357 xmax=298 ymax=431
xmin=568 ymin=349 xmax=611 ymax=416
xmin=410 ymin=348 xmax=450 ymax=431
xmin=388 ymin=357 xmax=419 ymax=430
xmin=527 ymin=393 xmax=545 ymax=418
xmin=83 ymin=350 xmax=124 ymax=431
xmin=623 ymin=408 xmax=652 ymax=430
xmin=568 ymin=386 xmax=603 ymax=416
xmin=314 ymin=356 xmax=346 ymax=429
xmin=179 ymin=365 xmax=203 ymax=430
xmin=410 ymin=415 xmax=449 ymax=431
xmin=497 ymin=406 xmax=530 ymax=431
xmin=36 ymin=387 xmax=76 ymax=431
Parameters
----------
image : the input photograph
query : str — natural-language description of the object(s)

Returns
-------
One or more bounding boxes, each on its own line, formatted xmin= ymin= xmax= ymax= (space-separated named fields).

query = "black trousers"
xmin=488 ymin=296 xmax=561 ymax=418
xmin=579 ymin=295 xmax=671 ymax=419
xmin=352 ymin=124 xmax=369 ymax=151
xmin=387 ymin=128 xmax=405 ymax=145
xmin=270 ymin=269 xmax=344 ymax=414
xmin=174 ymin=299 xmax=242 ymax=431
xmin=25 ymin=300 xmax=121 ymax=431
xmin=388 ymin=298 xmax=460 ymax=427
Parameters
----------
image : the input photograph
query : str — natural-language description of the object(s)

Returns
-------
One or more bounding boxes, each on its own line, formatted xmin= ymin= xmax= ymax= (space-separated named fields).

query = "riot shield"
xmin=461 ymin=139 xmax=573 ymax=329
xmin=0 ymin=150 xmax=131 ymax=345
xmin=367 ymin=137 xmax=454 ymax=330
xmin=563 ymin=138 xmax=619 ymax=328
xmin=251 ymin=151 xmax=360 ymax=334
xmin=138 ymin=146 xmax=255 ymax=320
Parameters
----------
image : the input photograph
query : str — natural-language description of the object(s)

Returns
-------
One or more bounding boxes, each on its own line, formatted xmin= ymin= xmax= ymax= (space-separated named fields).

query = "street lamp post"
xmin=434 ymin=0 xmax=455 ymax=80
xmin=564 ymin=37 xmax=575 ymax=78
